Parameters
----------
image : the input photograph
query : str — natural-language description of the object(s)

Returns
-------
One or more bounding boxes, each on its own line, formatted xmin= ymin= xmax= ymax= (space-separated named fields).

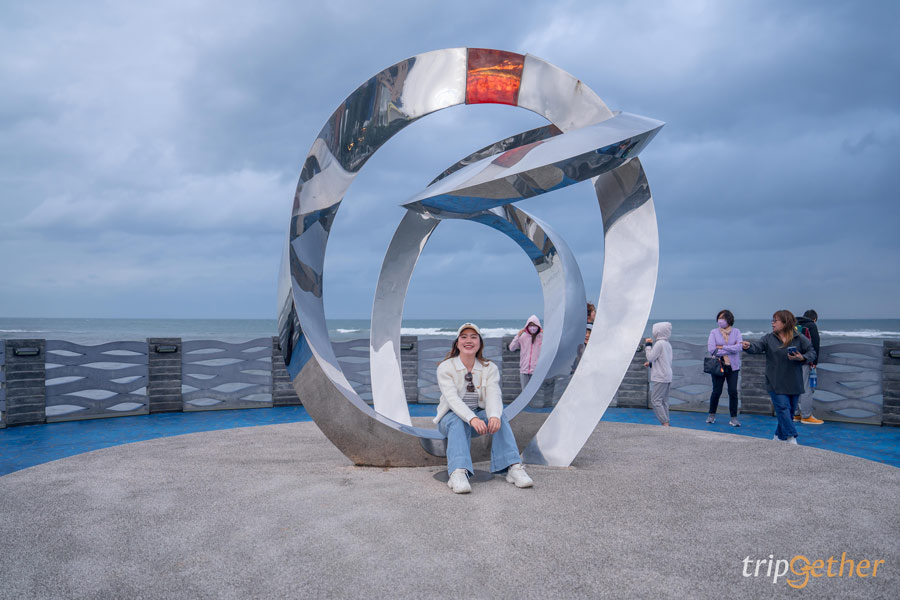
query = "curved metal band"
xmin=278 ymin=47 xmax=661 ymax=467
xmin=523 ymin=157 xmax=658 ymax=466
xmin=370 ymin=204 xmax=587 ymax=435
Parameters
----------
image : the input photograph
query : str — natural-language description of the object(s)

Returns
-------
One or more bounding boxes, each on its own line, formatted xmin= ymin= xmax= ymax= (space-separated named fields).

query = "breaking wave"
xmin=399 ymin=327 xmax=521 ymax=337
xmin=820 ymin=329 xmax=900 ymax=339
xmin=742 ymin=329 xmax=900 ymax=339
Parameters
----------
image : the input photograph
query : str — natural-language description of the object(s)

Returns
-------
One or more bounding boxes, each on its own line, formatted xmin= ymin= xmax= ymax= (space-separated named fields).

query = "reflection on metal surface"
xmin=522 ymin=157 xmax=659 ymax=466
xmin=403 ymin=112 xmax=662 ymax=217
xmin=465 ymin=48 xmax=525 ymax=106
xmin=278 ymin=48 xmax=664 ymax=467
xmin=428 ymin=124 xmax=563 ymax=185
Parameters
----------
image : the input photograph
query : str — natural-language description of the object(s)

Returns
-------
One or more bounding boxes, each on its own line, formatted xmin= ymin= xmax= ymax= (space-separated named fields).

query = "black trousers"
xmin=709 ymin=364 xmax=739 ymax=417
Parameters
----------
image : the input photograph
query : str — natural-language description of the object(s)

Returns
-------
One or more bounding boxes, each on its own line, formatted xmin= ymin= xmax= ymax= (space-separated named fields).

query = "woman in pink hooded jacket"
xmin=508 ymin=315 xmax=543 ymax=389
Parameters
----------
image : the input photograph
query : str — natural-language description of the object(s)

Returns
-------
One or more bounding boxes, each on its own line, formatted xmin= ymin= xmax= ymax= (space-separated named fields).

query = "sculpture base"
xmin=295 ymin=356 xmax=551 ymax=466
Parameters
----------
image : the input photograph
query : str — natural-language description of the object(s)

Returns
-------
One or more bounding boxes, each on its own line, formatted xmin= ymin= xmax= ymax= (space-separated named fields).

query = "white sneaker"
xmin=447 ymin=468 xmax=471 ymax=494
xmin=788 ymin=437 xmax=798 ymax=445
xmin=505 ymin=464 xmax=533 ymax=488
xmin=773 ymin=436 xmax=781 ymax=441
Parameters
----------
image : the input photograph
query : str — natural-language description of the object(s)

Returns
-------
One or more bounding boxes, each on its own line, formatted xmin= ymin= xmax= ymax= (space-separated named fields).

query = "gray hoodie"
xmin=644 ymin=322 xmax=673 ymax=383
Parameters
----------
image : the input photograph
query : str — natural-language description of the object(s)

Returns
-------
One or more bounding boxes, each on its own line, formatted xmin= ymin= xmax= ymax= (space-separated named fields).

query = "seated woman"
xmin=434 ymin=322 xmax=534 ymax=494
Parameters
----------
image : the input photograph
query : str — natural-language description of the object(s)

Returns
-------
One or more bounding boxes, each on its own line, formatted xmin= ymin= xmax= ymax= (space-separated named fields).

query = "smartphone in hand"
xmin=787 ymin=346 xmax=798 ymax=354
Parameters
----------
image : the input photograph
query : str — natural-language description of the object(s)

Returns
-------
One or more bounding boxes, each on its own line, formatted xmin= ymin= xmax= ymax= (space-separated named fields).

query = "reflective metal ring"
xmin=278 ymin=48 xmax=663 ymax=467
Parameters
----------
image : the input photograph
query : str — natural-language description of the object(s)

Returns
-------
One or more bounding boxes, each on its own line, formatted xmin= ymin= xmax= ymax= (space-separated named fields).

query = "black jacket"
xmin=795 ymin=316 xmax=820 ymax=365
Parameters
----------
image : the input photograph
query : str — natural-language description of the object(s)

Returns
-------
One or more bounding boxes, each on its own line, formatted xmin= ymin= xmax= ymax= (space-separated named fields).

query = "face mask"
xmin=717 ymin=319 xmax=728 ymax=328
xmin=527 ymin=325 xmax=539 ymax=334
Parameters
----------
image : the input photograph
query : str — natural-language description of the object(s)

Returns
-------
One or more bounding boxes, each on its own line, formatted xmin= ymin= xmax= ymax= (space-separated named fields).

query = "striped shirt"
xmin=462 ymin=389 xmax=479 ymax=411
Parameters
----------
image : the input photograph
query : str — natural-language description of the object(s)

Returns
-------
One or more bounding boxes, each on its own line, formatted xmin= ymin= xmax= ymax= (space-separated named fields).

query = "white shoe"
xmin=505 ymin=464 xmax=533 ymax=488
xmin=788 ymin=437 xmax=798 ymax=445
xmin=447 ymin=468 xmax=471 ymax=494
xmin=773 ymin=436 xmax=781 ymax=441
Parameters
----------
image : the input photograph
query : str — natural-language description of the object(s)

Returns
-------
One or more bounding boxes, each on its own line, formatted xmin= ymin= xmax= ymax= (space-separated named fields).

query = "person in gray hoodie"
xmin=643 ymin=322 xmax=673 ymax=426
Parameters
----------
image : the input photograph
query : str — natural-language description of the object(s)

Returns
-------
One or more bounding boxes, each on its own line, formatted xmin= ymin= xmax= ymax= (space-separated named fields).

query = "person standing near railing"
xmin=742 ymin=310 xmax=817 ymax=444
xmin=643 ymin=322 xmax=673 ymax=426
xmin=794 ymin=309 xmax=824 ymax=425
xmin=508 ymin=315 xmax=543 ymax=390
xmin=706 ymin=309 xmax=744 ymax=427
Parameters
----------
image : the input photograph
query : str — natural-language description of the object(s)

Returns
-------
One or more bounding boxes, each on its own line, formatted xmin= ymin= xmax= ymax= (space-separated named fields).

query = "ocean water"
xmin=1 ymin=317 xmax=899 ymax=346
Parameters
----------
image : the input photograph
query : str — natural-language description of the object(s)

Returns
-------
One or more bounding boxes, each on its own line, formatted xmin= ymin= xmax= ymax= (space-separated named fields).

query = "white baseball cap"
xmin=456 ymin=322 xmax=481 ymax=337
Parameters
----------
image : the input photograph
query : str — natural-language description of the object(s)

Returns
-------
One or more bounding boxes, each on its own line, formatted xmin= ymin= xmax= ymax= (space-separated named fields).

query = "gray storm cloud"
xmin=1 ymin=0 xmax=898 ymax=319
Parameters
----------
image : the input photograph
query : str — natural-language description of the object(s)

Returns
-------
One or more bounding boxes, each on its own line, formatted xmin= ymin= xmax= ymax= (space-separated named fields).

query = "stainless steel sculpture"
xmin=277 ymin=48 xmax=663 ymax=467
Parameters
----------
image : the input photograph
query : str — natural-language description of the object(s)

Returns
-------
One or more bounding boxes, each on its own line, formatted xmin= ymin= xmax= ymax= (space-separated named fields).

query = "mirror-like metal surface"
xmin=403 ymin=113 xmax=662 ymax=217
xmin=279 ymin=48 xmax=663 ymax=467
xmin=369 ymin=210 xmax=440 ymax=427
xmin=279 ymin=49 xmax=469 ymax=453
xmin=517 ymin=53 xmax=615 ymax=131
xmin=370 ymin=121 xmax=589 ymax=445
xmin=370 ymin=204 xmax=586 ymax=438
xmin=523 ymin=157 xmax=658 ymax=466
xmin=427 ymin=124 xmax=563 ymax=185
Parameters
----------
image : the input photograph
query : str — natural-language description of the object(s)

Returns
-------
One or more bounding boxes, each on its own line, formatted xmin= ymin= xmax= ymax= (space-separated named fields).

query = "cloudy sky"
xmin=2 ymin=0 xmax=898 ymax=321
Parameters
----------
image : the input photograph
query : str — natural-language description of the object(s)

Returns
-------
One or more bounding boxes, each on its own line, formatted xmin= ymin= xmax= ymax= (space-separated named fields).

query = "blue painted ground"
xmin=1 ymin=406 xmax=898 ymax=476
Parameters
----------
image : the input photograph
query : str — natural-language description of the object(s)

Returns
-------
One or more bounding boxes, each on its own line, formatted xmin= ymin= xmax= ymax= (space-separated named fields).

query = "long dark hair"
xmin=773 ymin=309 xmax=797 ymax=347
xmin=443 ymin=328 xmax=489 ymax=365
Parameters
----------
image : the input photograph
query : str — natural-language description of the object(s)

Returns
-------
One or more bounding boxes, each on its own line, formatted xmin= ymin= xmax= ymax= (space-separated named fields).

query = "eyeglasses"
xmin=772 ymin=319 xmax=783 ymax=324
xmin=464 ymin=372 xmax=475 ymax=393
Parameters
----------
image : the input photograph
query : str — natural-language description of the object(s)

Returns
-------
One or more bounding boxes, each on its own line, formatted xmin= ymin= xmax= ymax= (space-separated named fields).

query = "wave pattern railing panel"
xmin=333 ymin=338 xmax=371 ymax=403
xmin=0 ymin=343 xmax=6 ymax=427
xmin=416 ymin=338 xmax=503 ymax=404
xmin=815 ymin=343 xmax=883 ymax=424
xmin=668 ymin=341 xmax=715 ymax=412
xmin=665 ymin=340 xmax=884 ymax=423
xmin=1 ymin=336 xmax=892 ymax=427
xmin=182 ymin=339 xmax=273 ymax=411
xmin=417 ymin=339 xmax=452 ymax=405
xmin=44 ymin=341 xmax=149 ymax=422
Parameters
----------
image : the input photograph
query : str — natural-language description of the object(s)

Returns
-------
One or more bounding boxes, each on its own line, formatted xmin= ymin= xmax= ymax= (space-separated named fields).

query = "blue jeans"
xmin=769 ymin=392 xmax=799 ymax=440
xmin=438 ymin=410 xmax=522 ymax=476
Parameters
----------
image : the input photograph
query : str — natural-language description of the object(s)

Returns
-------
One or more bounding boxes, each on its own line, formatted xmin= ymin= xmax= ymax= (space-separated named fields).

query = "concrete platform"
xmin=0 ymin=421 xmax=897 ymax=599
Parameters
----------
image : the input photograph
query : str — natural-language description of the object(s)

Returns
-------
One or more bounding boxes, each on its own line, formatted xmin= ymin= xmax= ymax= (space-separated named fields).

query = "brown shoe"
xmin=793 ymin=415 xmax=801 ymax=422
xmin=801 ymin=416 xmax=824 ymax=425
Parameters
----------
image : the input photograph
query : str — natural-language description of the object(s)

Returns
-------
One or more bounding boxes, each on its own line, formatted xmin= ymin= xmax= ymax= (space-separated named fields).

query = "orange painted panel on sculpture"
xmin=466 ymin=48 xmax=525 ymax=106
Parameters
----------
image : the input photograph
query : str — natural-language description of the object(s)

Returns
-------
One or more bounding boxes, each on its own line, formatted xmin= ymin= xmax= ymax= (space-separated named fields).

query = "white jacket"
xmin=433 ymin=356 xmax=503 ymax=424
xmin=644 ymin=321 xmax=673 ymax=383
